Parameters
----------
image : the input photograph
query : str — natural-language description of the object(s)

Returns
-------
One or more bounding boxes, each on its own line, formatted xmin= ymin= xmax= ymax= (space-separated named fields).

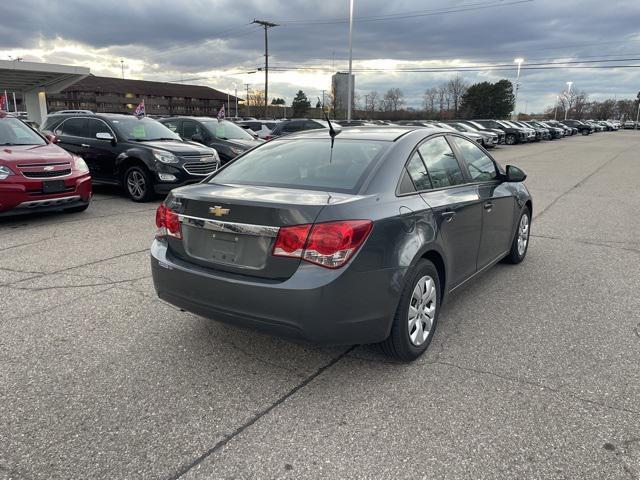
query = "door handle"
xmin=484 ymin=202 xmax=494 ymax=211
xmin=442 ymin=211 xmax=456 ymax=222
xmin=80 ymin=144 xmax=91 ymax=148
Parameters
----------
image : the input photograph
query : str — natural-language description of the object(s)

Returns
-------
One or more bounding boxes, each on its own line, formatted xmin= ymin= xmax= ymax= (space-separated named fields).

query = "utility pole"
xmin=512 ymin=58 xmax=524 ymax=120
xmin=252 ymin=19 xmax=278 ymax=119
xmin=235 ymin=84 xmax=238 ymax=117
xmin=364 ymin=94 xmax=369 ymax=118
xmin=120 ymin=59 xmax=125 ymax=79
xmin=245 ymin=84 xmax=251 ymax=117
xmin=321 ymin=89 xmax=326 ymax=109
xmin=554 ymin=95 xmax=559 ymax=120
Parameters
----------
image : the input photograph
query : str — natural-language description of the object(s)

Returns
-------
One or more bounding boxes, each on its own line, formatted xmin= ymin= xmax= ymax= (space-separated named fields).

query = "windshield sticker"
xmin=132 ymin=125 xmax=146 ymax=138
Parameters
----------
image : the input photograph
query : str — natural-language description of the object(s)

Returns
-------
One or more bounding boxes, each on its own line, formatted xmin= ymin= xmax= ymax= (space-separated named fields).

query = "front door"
xmin=448 ymin=136 xmax=516 ymax=269
xmin=84 ymin=118 xmax=119 ymax=181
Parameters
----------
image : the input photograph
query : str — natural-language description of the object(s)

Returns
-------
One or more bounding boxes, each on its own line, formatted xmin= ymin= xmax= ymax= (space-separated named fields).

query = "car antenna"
xmin=319 ymin=97 xmax=339 ymax=163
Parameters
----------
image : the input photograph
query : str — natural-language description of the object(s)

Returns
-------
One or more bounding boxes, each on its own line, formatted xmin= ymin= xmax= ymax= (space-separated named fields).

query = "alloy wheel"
xmin=127 ymin=170 xmax=146 ymax=200
xmin=517 ymin=213 xmax=529 ymax=256
xmin=408 ymin=275 xmax=437 ymax=346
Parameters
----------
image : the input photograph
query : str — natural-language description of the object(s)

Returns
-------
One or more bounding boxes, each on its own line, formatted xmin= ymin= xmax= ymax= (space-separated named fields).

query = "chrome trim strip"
xmin=178 ymin=214 xmax=280 ymax=237
xmin=16 ymin=195 xmax=81 ymax=209
xmin=22 ymin=170 xmax=73 ymax=179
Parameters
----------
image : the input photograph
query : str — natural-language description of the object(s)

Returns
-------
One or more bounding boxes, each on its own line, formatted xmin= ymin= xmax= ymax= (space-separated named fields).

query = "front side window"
xmin=0 ymin=118 xmax=46 ymax=146
xmin=211 ymin=139 xmax=387 ymax=193
xmin=162 ymin=120 xmax=181 ymax=133
xmin=183 ymin=121 xmax=205 ymax=139
xmin=449 ymin=136 xmax=497 ymax=182
xmin=418 ymin=136 xmax=465 ymax=188
xmin=86 ymin=119 xmax=113 ymax=138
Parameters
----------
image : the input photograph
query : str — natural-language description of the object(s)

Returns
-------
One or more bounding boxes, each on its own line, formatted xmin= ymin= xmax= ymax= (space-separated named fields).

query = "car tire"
xmin=380 ymin=259 xmax=441 ymax=362
xmin=505 ymin=134 xmax=516 ymax=145
xmin=64 ymin=204 xmax=89 ymax=213
xmin=124 ymin=165 xmax=155 ymax=202
xmin=505 ymin=207 xmax=531 ymax=264
xmin=581 ymin=129 xmax=589 ymax=136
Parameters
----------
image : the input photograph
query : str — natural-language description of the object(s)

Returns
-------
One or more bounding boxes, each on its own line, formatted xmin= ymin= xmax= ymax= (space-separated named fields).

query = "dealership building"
xmin=0 ymin=60 xmax=241 ymax=122
xmin=46 ymin=75 xmax=240 ymax=117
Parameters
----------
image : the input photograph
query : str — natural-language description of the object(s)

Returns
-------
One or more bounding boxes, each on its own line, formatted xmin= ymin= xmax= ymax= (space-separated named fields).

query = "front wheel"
xmin=380 ymin=260 xmax=440 ymax=361
xmin=505 ymin=134 xmax=516 ymax=145
xmin=505 ymin=208 xmax=530 ymax=264
xmin=124 ymin=165 xmax=155 ymax=202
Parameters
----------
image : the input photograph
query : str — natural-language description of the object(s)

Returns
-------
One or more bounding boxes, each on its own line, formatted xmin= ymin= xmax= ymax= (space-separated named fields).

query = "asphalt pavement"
xmin=1 ymin=131 xmax=639 ymax=479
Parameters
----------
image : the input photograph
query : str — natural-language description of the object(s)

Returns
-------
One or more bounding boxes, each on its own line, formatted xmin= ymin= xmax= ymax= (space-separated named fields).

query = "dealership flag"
xmin=134 ymin=100 xmax=145 ymax=116
xmin=0 ymin=91 xmax=8 ymax=111
xmin=217 ymin=103 xmax=225 ymax=119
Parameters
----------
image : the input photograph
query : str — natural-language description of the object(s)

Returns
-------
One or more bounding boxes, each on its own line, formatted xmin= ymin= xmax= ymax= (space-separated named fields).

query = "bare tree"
xmin=365 ymin=90 xmax=380 ymax=113
xmin=447 ymin=75 xmax=469 ymax=118
xmin=423 ymin=88 xmax=438 ymax=114
xmin=382 ymin=88 xmax=405 ymax=111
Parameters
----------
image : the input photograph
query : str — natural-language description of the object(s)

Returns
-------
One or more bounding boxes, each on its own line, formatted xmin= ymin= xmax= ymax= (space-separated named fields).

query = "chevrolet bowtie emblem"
xmin=209 ymin=206 xmax=230 ymax=217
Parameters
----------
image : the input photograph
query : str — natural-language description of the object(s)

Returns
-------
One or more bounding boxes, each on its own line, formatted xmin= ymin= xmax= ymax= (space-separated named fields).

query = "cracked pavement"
xmin=1 ymin=132 xmax=639 ymax=479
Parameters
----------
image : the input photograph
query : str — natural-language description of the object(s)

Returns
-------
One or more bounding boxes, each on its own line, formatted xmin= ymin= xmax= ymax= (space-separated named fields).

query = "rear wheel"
xmin=505 ymin=207 xmax=530 ymax=264
xmin=380 ymin=260 xmax=440 ymax=361
xmin=124 ymin=165 xmax=155 ymax=202
xmin=505 ymin=133 xmax=516 ymax=145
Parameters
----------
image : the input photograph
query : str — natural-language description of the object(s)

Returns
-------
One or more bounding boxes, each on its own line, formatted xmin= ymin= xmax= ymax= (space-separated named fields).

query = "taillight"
xmin=272 ymin=220 xmax=372 ymax=269
xmin=273 ymin=224 xmax=311 ymax=257
xmin=155 ymin=204 xmax=182 ymax=239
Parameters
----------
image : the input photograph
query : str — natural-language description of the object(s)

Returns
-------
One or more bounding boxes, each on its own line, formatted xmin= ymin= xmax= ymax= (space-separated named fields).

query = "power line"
xmin=275 ymin=0 xmax=533 ymax=25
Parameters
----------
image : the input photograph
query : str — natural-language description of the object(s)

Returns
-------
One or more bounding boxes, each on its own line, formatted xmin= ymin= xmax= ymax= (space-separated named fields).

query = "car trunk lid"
xmin=166 ymin=183 xmax=355 ymax=280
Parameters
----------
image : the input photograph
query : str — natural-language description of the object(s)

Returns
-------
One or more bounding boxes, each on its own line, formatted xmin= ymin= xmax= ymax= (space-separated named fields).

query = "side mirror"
xmin=44 ymin=133 xmax=57 ymax=144
xmin=191 ymin=134 xmax=204 ymax=144
xmin=96 ymin=132 xmax=114 ymax=141
xmin=505 ymin=165 xmax=527 ymax=182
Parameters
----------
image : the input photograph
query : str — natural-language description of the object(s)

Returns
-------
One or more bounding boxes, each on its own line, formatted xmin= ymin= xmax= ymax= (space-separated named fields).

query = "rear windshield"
xmin=210 ymin=138 xmax=388 ymax=193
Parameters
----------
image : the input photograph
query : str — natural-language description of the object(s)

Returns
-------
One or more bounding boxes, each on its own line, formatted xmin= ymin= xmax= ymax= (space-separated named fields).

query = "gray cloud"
xmin=2 ymin=0 xmax=640 ymax=111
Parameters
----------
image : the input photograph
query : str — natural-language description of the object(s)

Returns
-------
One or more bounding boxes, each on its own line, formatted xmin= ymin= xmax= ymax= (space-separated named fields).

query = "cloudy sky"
xmin=2 ymin=0 xmax=640 ymax=112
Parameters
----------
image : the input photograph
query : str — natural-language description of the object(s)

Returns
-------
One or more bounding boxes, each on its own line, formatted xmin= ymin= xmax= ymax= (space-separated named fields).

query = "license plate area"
xmin=182 ymin=225 xmax=272 ymax=269
xmin=42 ymin=180 xmax=66 ymax=193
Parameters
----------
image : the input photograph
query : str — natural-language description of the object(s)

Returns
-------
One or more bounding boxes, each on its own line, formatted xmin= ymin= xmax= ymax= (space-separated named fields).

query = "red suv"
xmin=0 ymin=112 xmax=92 ymax=217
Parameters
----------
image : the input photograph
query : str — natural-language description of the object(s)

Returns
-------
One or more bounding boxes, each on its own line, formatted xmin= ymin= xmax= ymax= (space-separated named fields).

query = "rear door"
xmin=449 ymin=136 xmax=516 ymax=268
xmin=53 ymin=117 xmax=89 ymax=159
xmin=415 ymin=135 xmax=483 ymax=286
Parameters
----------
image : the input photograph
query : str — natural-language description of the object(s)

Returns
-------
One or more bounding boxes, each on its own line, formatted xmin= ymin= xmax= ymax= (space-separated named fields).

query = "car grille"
xmin=22 ymin=169 xmax=72 ymax=178
xmin=183 ymin=161 xmax=219 ymax=176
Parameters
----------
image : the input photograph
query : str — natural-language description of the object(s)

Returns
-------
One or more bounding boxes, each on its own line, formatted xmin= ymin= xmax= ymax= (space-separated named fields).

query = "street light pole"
xmin=346 ymin=0 xmax=354 ymax=121
xmin=564 ymin=81 xmax=573 ymax=121
xmin=512 ymin=58 xmax=524 ymax=120
xmin=554 ymin=95 xmax=559 ymax=120
xmin=235 ymin=84 xmax=238 ymax=117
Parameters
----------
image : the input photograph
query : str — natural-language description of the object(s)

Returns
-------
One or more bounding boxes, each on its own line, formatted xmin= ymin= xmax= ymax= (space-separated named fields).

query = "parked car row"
xmin=0 ymin=107 xmax=630 ymax=218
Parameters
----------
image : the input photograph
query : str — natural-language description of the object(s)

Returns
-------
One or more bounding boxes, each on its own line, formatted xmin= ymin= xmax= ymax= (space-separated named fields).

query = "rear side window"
xmin=211 ymin=139 xmax=387 ymax=193
xmin=449 ymin=136 xmax=497 ymax=182
xmin=418 ymin=136 xmax=465 ymax=188
xmin=59 ymin=118 xmax=88 ymax=137
xmin=405 ymin=152 xmax=432 ymax=191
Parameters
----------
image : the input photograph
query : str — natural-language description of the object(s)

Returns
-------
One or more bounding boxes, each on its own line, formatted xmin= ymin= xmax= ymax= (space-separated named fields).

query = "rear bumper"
xmin=150 ymin=240 xmax=405 ymax=344
xmin=0 ymin=174 xmax=91 ymax=216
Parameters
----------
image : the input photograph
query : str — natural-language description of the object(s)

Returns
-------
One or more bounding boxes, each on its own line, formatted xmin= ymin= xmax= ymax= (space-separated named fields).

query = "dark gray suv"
xmin=151 ymin=126 xmax=532 ymax=360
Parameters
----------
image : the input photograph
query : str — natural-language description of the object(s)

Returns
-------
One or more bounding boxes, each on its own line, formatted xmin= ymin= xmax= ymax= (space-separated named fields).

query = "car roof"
xmin=277 ymin=125 xmax=449 ymax=142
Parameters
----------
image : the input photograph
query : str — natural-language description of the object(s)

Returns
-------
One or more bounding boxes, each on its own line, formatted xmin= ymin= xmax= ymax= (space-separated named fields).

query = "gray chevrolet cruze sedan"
xmin=151 ymin=126 xmax=531 ymax=360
